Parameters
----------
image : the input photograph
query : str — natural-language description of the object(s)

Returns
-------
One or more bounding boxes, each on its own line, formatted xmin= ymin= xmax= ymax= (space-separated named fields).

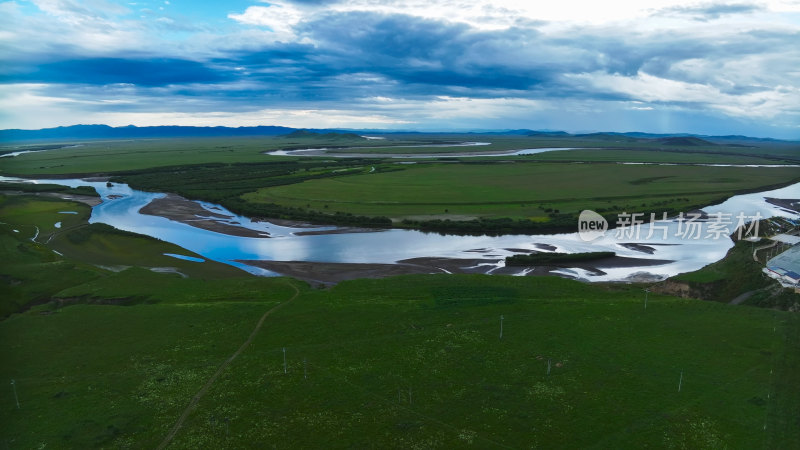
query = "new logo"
xmin=578 ymin=210 xmax=608 ymax=242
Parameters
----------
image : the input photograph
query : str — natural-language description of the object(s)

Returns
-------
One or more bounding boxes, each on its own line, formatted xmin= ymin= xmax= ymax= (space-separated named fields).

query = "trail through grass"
xmin=157 ymin=281 xmax=301 ymax=449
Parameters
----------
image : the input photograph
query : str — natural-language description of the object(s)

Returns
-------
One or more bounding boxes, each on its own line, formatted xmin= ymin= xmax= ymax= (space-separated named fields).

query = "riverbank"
xmin=138 ymin=193 xmax=381 ymax=238
xmin=0 ymin=189 xmax=102 ymax=207
xmin=139 ymin=194 xmax=272 ymax=238
xmin=766 ymin=197 xmax=800 ymax=214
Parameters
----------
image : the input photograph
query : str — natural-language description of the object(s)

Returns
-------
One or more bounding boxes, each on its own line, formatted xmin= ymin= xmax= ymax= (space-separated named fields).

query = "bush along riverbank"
xmin=222 ymin=196 xmax=394 ymax=228
xmin=506 ymin=251 xmax=616 ymax=266
xmin=0 ymin=182 xmax=99 ymax=197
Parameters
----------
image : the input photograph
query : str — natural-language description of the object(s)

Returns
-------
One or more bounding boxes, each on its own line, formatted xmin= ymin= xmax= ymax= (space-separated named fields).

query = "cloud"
xmin=7 ymin=58 xmax=233 ymax=87
xmin=565 ymin=71 xmax=800 ymax=121
xmin=2 ymin=80 xmax=796 ymax=138
xmin=32 ymin=0 xmax=130 ymax=21
xmin=274 ymin=0 xmax=340 ymax=5
xmin=0 ymin=0 xmax=144 ymax=59
xmin=228 ymin=4 xmax=304 ymax=40
xmin=654 ymin=2 xmax=765 ymax=21
xmin=0 ymin=0 xmax=798 ymax=138
xmin=286 ymin=12 xmax=575 ymax=95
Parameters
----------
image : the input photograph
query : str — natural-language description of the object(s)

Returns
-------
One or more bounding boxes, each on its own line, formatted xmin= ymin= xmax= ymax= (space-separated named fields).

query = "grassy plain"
xmin=521 ymin=148 xmax=788 ymax=164
xmin=0 ymin=185 xmax=799 ymax=448
xmin=326 ymin=135 xmax=800 ymax=163
xmin=0 ymin=194 xmax=244 ymax=316
xmin=0 ymin=270 xmax=797 ymax=448
xmin=1 ymin=136 xmax=799 ymax=447
xmin=1 ymin=134 xmax=797 ymax=231
xmin=0 ymin=135 xmax=797 ymax=176
xmin=244 ymin=162 xmax=800 ymax=221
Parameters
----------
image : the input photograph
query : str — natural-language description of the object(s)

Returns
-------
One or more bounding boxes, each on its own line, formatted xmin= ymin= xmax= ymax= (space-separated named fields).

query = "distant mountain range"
xmin=0 ymin=124 xmax=296 ymax=141
xmin=282 ymin=130 xmax=366 ymax=141
xmin=0 ymin=124 xmax=795 ymax=144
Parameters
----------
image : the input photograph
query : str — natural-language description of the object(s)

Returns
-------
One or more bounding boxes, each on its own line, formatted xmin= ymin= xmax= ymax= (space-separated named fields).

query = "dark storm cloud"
xmin=9 ymin=57 xmax=233 ymax=87
xmin=4 ymin=6 xmax=791 ymax=108
xmin=4 ymin=6 xmax=796 ymax=131
xmin=550 ymin=25 xmax=798 ymax=89
xmin=299 ymin=12 xmax=472 ymax=60
xmin=284 ymin=12 xmax=568 ymax=94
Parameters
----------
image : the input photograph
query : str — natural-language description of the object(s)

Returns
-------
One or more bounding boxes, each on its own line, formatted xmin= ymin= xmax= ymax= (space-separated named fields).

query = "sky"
xmin=0 ymin=0 xmax=799 ymax=138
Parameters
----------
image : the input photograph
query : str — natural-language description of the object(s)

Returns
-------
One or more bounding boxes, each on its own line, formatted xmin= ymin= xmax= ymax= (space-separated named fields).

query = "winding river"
xmin=2 ymin=174 xmax=798 ymax=282
xmin=266 ymin=145 xmax=585 ymax=158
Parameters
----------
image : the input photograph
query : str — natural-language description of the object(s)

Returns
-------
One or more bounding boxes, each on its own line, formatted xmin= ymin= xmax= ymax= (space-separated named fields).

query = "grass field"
xmin=1 ymin=188 xmax=799 ymax=448
xmin=1 ymin=273 xmax=798 ymax=448
xmin=244 ymin=162 xmax=800 ymax=221
xmin=2 ymin=135 xmax=797 ymax=232
xmin=1 ymin=138 xmax=799 ymax=448
xmin=521 ymin=148 xmax=790 ymax=164
xmin=0 ymin=138 xmax=293 ymax=175
xmin=0 ymin=194 xmax=244 ymax=316
xmin=0 ymin=135 xmax=797 ymax=176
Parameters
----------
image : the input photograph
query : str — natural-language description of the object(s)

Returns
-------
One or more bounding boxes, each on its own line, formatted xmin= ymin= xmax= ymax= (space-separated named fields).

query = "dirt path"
xmin=753 ymin=241 xmax=778 ymax=262
xmin=730 ymin=290 xmax=758 ymax=305
xmin=156 ymin=281 xmax=301 ymax=449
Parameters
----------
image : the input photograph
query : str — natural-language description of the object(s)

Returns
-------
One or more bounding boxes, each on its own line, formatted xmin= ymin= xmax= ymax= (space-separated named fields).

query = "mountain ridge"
xmin=0 ymin=124 xmax=796 ymax=144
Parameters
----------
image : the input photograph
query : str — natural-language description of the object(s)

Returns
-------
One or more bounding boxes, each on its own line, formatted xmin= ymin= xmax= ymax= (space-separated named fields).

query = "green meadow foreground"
xmin=0 ymin=193 xmax=798 ymax=448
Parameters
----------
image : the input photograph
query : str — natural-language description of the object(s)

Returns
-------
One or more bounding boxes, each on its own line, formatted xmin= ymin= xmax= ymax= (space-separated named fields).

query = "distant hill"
xmin=1 ymin=124 xmax=795 ymax=144
xmin=654 ymin=136 xmax=715 ymax=146
xmin=0 ymin=124 xmax=296 ymax=142
xmin=573 ymin=132 xmax=641 ymax=142
xmin=282 ymin=130 xmax=366 ymax=141
xmin=526 ymin=130 xmax=571 ymax=137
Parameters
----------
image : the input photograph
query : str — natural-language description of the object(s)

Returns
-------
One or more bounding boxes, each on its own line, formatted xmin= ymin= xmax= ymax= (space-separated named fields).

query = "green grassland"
xmin=0 ymin=138 xmax=293 ymax=175
xmin=1 ymin=134 xmax=797 ymax=177
xmin=1 ymin=191 xmax=799 ymax=448
xmin=1 ymin=137 xmax=798 ymax=448
xmin=1 ymin=272 xmax=798 ymax=448
xmin=325 ymin=135 xmax=800 ymax=163
xmin=1 ymin=134 xmax=797 ymax=233
xmin=521 ymin=148 xmax=788 ymax=164
xmin=0 ymin=194 xmax=244 ymax=316
xmin=0 ymin=135 xmax=468 ymax=175
xmin=243 ymin=162 xmax=800 ymax=221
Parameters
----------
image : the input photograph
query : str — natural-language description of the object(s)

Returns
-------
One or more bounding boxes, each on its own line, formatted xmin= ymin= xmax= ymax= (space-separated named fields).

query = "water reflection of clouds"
xmin=251 ymin=235 xmax=314 ymax=262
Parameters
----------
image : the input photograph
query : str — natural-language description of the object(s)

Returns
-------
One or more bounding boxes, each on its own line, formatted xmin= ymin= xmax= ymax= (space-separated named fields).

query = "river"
xmin=1 ymin=175 xmax=798 ymax=282
xmin=266 ymin=146 xmax=584 ymax=158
